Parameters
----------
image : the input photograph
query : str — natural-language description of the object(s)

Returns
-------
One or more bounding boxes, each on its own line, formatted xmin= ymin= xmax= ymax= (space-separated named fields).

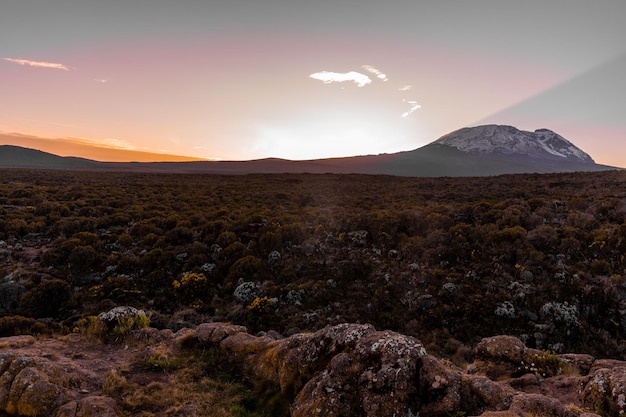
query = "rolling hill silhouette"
xmin=1 ymin=125 xmax=619 ymax=176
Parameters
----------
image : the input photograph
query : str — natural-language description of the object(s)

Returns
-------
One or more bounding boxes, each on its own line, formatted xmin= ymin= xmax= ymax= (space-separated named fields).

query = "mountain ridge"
xmin=1 ymin=125 xmax=620 ymax=176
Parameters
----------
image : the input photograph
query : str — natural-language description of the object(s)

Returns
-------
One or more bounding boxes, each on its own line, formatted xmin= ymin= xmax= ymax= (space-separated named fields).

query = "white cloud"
xmin=309 ymin=65 xmax=422 ymax=119
xmin=2 ymin=57 xmax=70 ymax=71
xmin=94 ymin=78 xmax=108 ymax=83
xmin=401 ymin=100 xmax=422 ymax=118
xmin=309 ymin=71 xmax=372 ymax=87
xmin=362 ymin=65 xmax=388 ymax=82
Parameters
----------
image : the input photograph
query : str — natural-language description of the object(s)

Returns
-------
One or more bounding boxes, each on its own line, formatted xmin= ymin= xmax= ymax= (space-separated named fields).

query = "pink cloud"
xmin=2 ymin=57 xmax=70 ymax=71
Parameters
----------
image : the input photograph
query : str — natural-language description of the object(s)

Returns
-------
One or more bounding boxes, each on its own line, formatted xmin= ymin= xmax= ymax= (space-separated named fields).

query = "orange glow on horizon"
xmin=0 ymin=132 xmax=207 ymax=163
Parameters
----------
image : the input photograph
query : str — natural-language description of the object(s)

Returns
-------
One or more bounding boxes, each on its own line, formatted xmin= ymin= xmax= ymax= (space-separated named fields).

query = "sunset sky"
xmin=1 ymin=1 xmax=625 ymax=167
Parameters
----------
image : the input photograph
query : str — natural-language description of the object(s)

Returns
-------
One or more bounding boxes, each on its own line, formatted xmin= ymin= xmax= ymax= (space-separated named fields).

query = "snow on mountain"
xmin=434 ymin=125 xmax=594 ymax=163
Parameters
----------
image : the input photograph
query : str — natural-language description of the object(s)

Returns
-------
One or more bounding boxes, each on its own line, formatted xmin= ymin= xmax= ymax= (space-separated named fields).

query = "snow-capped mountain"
xmin=434 ymin=125 xmax=594 ymax=162
xmin=368 ymin=124 xmax=616 ymax=176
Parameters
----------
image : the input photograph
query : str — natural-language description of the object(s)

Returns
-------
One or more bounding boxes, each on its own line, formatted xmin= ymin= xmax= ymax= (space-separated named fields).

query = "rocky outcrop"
xmin=177 ymin=325 xmax=621 ymax=417
xmin=3 ymin=325 xmax=626 ymax=416
xmin=581 ymin=361 xmax=626 ymax=416
xmin=0 ymin=349 xmax=108 ymax=417
xmin=0 ymin=335 xmax=122 ymax=417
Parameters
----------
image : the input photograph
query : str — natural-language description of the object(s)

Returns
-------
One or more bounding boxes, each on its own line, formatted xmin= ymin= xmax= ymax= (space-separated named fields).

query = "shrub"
xmin=145 ymin=352 xmax=182 ymax=372
xmin=517 ymin=351 xmax=562 ymax=378
xmin=18 ymin=279 xmax=73 ymax=318
xmin=539 ymin=302 xmax=579 ymax=328
xmin=110 ymin=313 xmax=150 ymax=339
xmin=68 ymin=245 xmax=103 ymax=276
xmin=95 ymin=306 xmax=151 ymax=341
xmin=228 ymin=256 xmax=267 ymax=281
xmin=591 ymin=259 xmax=611 ymax=276
xmin=102 ymin=369 xmax=131 ymax=397
xmin=0 ymin=315 xmax=50 ymax=337
xmin=247 ymin=296 xmax=274 ymax=314
xmin=73 ymin=315 xmax=106 ymax=339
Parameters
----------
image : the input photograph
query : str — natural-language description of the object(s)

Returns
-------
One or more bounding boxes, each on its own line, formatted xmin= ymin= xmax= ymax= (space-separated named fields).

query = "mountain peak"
xmin=433 ymin=124 xmax=595 ymax=163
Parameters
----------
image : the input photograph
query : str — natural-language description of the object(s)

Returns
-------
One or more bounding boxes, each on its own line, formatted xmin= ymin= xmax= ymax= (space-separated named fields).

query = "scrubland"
xmin=1 ymin=169 xmax=626 ymax=415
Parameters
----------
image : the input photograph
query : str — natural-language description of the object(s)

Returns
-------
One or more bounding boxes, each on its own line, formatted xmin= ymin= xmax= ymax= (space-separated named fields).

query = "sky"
xmin=1 ymin=1 xmax=625 ymax=167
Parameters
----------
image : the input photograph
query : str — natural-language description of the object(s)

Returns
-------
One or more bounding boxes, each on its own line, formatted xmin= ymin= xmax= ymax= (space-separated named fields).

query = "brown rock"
xmin=0 ymin=355 xmax=32 ymax=410
xmin=417 ymin=355 xmax=463 ymax=415
xmin=476 ymin=336 xmax=526 ymax=363
xmin=56 ymin=396 xmax=119 ymax=417
xmin=474 ymin=336 xmax=526 ymax=379
xmin=589 ymin=358 xmax=626 ymax=374
xmin=195 ymin=322 xmax=247 ymax=345
xmin=461 ymin=374 xmax=515 ymax=415
xmin=0 ymin=350 xmax=113 ymax=417
xmin=6 ymin=366 xmax=63 ymax=416
xmin=55 ymin=401 xmax=78 ymax=417
xmin=540 ymin=375 xmax=585 ymax=408
xmin=131 ymin=326 xmax=174 ymax=344
xmin=290 ymin=327 xmax=428 ymax=417
xmin=214 ymin=322 xmax=425 ymax=417
xmin=507 ymin=373 xmax=541 ymax=393
xmin=247 ymin=323 xmax=375 ymax=393
xmin=290 ymin=359 xmax=355 ymax=417
xmin=356 ymin=331 xmax=428 ymax=417
xmin=220 ymin=330 xmax=273 ymax=357
xmin=508 ymin=392 xmax=577 ymax=417
xmin=558 ymin=353 xmax=595 ymax=376
xmin=581 ymin=366 xmax=626 ymax=416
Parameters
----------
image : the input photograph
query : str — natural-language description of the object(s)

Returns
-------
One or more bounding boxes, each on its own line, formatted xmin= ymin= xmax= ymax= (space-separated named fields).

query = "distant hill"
xmin=1 ymin=125 xmax=619 ymax=176
xmin=0 ymin=145 xmax=100 ymax=170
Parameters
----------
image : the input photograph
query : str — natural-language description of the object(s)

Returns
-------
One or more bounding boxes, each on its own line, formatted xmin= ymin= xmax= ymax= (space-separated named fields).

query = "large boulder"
xmin=474 ymin=335 xmax=527 ymax=379
xmin=0 ymin=355 xmax=68 ymax=416
xmin=290 ymin=329 xmax=429 ymax=417
xmin=580 ymin=363 xmax=626 ymax=416
xmin=7 ymin=366 xmax=63 ymax=416
xmin=185 ymin=322 xmax=431 ymax=416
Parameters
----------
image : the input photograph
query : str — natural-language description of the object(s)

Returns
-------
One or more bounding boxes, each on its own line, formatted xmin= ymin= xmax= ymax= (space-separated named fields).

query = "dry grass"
xmin=102 ymin=354 xmax=263 ymax=417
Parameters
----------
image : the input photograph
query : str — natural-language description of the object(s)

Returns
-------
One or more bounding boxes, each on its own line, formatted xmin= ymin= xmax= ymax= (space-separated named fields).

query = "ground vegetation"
xmin=1 ymin=169 xmax=625 ymax=359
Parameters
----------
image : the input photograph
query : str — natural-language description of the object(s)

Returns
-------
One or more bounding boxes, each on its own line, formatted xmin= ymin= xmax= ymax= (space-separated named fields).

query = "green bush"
xmin=110 ymin=313 xmax=150 ymax=339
